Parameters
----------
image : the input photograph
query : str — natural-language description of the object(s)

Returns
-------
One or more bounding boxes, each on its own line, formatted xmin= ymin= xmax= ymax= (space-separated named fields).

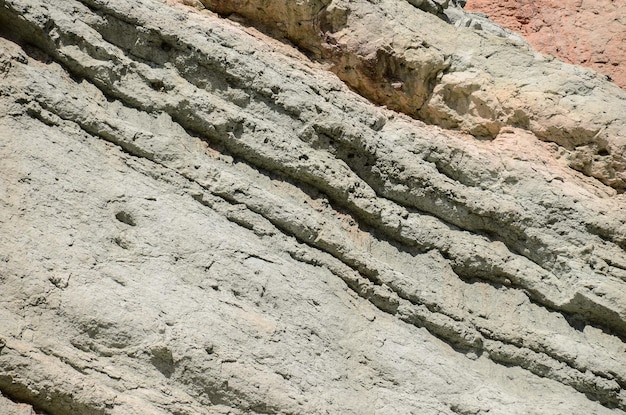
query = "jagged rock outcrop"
xmin=465 ymin=0 xmax=626 ymax=91
xmin=199 ymin=0 xmax=626 ymax=190
xmin=1 ymin=0 xmax=625 ymax=414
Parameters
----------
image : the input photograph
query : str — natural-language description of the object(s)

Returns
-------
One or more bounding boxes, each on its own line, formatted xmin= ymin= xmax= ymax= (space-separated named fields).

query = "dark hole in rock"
xmin=160 ymin=41 xmax=172 ymax=52
xmin=115 ymin=211 xmax=136 ymax=226
xmin=150 ymin=80 xmax=164 ymax=91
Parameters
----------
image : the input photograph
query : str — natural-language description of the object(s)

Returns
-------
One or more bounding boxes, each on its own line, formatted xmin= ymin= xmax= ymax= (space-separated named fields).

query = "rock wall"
xmin=198 ymin=0 xmax=626 ymax=191
xmin=465 ymin=0 xmax=626 ymax=90
xmin=1 ymin=0 xmax=625 ymax=414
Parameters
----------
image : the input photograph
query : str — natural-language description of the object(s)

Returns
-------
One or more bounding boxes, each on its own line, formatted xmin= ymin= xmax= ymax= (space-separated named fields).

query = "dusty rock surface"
xmin=465 ymin=0 xmax=626 ymax=90
xmin=0 ymin=0 xmax=626 ymax=414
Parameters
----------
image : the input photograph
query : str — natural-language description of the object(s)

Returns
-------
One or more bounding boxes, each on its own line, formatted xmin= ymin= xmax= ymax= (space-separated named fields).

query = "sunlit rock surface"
xmin=1 ymin=0 xmax=625 ymax=414
xmin=466 ymin=0 xmax=626 ymax=91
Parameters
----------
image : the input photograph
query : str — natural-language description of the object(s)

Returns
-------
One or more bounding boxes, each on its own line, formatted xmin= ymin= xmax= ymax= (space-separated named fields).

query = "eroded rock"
xmin=198 ymin=0 xmax=626 ymax=190
xmin=0 ymin=0 xmax=625 ymax=414
xmin=466 ymin=0 xmax=626 ymax=90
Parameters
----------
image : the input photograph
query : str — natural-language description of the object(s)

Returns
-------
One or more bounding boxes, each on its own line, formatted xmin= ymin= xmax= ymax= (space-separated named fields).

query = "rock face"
xmin=465 ymin=0 xmax=626 ymax=90
xmin=200 ymin=0 xmax=626 ymax=191
xmin=0 ymin=0 xmax=625 ymax=414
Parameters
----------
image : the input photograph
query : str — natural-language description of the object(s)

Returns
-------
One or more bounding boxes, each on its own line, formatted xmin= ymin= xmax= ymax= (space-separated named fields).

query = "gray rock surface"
xmin=0 ymin=0 xmax=625 ymax=414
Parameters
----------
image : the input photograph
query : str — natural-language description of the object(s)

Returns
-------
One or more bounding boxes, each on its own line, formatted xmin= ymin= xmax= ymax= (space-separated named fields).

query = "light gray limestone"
xmin=0 ymin=0 xmax=625 ymax=414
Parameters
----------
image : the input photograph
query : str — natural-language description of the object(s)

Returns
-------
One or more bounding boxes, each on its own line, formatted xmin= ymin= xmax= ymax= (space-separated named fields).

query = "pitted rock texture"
xmin=465 ymin=0 xmax=626 ymax=90
xmin=198 ymin=0 xmax=626 ymax=191
xmin=1 ymin=0 xmax=626 ymax=414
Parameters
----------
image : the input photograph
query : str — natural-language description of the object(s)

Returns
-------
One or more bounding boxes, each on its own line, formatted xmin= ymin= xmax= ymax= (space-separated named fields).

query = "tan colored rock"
xmin=465 ymin=0 xmax=626 ymax=90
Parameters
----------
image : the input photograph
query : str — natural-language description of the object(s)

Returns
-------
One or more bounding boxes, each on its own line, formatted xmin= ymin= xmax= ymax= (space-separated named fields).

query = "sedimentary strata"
xmin=0 ymin=0 xmax=625 ymax=414
xmin=200 ymin=0 xmax=626 ymax=190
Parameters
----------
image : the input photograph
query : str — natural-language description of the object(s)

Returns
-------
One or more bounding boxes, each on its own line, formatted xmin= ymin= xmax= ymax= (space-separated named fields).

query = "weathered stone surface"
xmin=0 ymin=0 xmax=625 ymax=414
xmin=199 ymin=0 xmax=626 ymax=191
xmin=0 ymin=392 xmax=42 ymax=415
xmin=465 ymin=0 xmax=626 ymax=90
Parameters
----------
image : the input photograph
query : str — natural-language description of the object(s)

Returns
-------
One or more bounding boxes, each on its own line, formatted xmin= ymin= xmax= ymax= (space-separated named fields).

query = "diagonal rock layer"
xmin=1 ymin=0 xmax=626 ymax=414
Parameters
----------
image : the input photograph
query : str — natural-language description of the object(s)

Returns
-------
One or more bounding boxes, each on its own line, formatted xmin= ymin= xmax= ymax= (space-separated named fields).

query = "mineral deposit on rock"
xmin=0 ymin=0 xmax=625 ymax=414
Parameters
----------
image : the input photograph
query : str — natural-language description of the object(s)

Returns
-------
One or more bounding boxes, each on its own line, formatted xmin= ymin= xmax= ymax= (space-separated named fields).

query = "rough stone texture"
xmin=198 ymin=0 xmax=626 ymax=191
xmin=0 ymin=0 xmax=625 ymax=414
xmin=0 ymin=392 xmax=43 ymax=415
xmin=465 ymin=0 xmax=626 ymax=90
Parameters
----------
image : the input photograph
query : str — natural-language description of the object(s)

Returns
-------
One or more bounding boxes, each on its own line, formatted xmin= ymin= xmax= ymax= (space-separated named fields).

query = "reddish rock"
xmin=465 ymin=0 xmax=626 ymax=90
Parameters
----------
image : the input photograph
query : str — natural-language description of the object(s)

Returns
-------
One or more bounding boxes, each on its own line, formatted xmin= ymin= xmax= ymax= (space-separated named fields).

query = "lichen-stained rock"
xmin=199 ymin=0 xmax=626 ymax=190
xmin=0 ymin=0 xmax=626 ymax=414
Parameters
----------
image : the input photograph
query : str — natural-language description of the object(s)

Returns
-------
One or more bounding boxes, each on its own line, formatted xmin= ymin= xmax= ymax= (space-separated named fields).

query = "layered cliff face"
xmin=199 ymin=0 xmax=626 ymax=190
xmin=1 ymin=0 xmax=625 ymax=414
xmin=465 ymin=0 xmax=626 ymax=91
